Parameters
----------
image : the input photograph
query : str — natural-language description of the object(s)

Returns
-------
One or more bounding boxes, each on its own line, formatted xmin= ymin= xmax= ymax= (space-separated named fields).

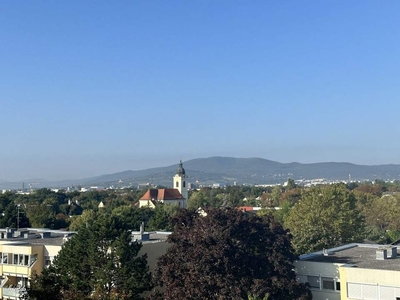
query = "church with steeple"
xmin=173 ymin=160 xmax=188 ymax=201
xmin=138 ymin=161 xmax=188 ymax=208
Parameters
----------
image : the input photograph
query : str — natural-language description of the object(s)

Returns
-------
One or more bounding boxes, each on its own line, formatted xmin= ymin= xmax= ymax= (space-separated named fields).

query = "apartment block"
xmin=295 ymin=243 xmax=400 ymax=300
xmin=0 ymin=228 xmax=74 ymax=300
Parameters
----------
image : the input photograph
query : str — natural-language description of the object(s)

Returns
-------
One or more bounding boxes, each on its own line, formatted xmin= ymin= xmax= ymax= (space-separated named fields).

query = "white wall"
xmin=294 ymin=260 xmax=343 ymax=300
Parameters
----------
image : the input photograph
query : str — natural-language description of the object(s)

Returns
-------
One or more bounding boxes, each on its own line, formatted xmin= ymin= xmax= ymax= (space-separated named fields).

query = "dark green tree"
xmin=152 ymin=208 xmax=311 ymax=300
xmin=285 ymin=178 xmax=297 ymax=190
xmin=25 ymin=204 xmax=56 ymax=228
xmin=111 ymin=206 xmax=154 ymax=230
xmin=26 ymin=212 xmax=151 ymax=300
xmin=0 ymin=203 xmax=30 ymax=228
xmin=146 ymin=204 xmax=179 ymax=231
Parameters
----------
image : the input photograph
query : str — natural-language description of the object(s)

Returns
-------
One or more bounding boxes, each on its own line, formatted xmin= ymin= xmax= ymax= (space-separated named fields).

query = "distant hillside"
xmin=2 ymin=157 xmax=400 ymax=189
xmin=79 ymin=157 xmax=400 ymax=187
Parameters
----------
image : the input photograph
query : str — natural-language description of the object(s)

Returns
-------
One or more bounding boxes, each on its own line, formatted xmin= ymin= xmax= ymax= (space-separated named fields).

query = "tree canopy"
xmin=285 ymin=184 xmax=365 ymax=254
xmin=26 ymin=212 xmax=151 ymax=300
xmin=152 ymin=208 xmax=311 ymax=300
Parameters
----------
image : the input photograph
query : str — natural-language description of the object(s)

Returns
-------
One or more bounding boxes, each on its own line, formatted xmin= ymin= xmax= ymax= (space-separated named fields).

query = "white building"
xmin=294 ymin=243 xmax=400 ymax=300
xmin=139 ymin=161 xmax=188 ymax=208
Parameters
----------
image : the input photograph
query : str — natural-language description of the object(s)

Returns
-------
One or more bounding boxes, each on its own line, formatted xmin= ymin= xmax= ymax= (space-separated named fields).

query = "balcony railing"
xmin=2 ymin=287 xmax=24 ymax=298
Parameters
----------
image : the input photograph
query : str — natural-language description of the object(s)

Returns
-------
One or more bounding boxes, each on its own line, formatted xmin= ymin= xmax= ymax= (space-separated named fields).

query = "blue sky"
xmin=1 ymin=1 xmax=399 ymax=181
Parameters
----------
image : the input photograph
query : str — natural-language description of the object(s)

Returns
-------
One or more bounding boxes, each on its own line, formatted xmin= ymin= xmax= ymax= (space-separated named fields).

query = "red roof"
xmin=140 ymin=188 xmax=184 ymax=201
xmin=237 ymin=206 xmax=255 ymax=212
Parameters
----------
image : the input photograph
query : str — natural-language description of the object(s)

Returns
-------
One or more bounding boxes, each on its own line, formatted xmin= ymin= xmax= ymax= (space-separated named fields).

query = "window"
xmin=307 ymin=276 xmax=320 ymax=289
xmin=30 ymin=255 xmax=37 ymax=267
xmin=322 ymin=277 xmax=335 ymax=290
xmin=19 ymin=254 xmax=24 ymax=265
xmin=13 ymin=254 xmax=18 ymax=265
xmin=348 ymin=282 xmax=361 ymax=298
xmin=183 ymin=181 xmax=186 ymax=188
xmin=2 ymin=253 xmax=8 ymax=264
xmin=305 ymin=275 xmax=340 ymax=292
xmin=176 ymin=182 xmax=179 ymax=188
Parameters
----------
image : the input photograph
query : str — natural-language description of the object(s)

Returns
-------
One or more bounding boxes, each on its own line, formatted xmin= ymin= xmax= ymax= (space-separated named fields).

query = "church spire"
xmin=176 ymin=160 xmax=185 ymax=176
xmin=173 ymin=160 xmax=188 ymax=206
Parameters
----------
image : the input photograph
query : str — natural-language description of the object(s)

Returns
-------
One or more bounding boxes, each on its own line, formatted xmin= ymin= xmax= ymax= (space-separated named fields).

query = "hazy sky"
xmin=1 ymin=1 xmax=400 ymax=181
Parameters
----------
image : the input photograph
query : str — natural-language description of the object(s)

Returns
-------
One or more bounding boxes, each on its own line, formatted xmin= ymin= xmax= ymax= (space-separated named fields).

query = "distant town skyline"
xmin=1 ymin=1 xmax=400 ymax=181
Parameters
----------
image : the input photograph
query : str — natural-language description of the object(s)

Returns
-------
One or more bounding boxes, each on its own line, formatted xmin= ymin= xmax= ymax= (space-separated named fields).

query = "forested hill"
xmin=2 ymin=157 xmax=400 ymax=189
xmin=80 ymin=157 xmax=400 ymax=186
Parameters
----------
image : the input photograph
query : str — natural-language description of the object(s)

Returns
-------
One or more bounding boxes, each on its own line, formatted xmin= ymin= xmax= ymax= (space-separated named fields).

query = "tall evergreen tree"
xmin=26 ymin=213 xmax=151 ymax=300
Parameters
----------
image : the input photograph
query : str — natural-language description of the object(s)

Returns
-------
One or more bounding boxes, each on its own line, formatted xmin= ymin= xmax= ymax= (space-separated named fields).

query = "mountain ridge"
xmin=1 ymin=156 xmax=400 ymax=190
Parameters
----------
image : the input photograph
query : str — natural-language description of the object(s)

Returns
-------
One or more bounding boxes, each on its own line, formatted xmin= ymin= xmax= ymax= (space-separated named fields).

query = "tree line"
xmin=0 ymin=188 xmax=178 ymax=232
xmin=189 ymin=180 xmax=400 ymax=253
xmin=5 ymin=180 xmax=400 ymax=299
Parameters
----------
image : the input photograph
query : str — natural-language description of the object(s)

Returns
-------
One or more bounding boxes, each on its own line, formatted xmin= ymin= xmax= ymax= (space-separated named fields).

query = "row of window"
xmin=175 ymin=181 xmax=186 ymax=188
xmin=297 ymin=274 xmax=341 ymax=292
xmin=347 ymin=282 xmax=400 ymax=300
xmin=0 ymin=252 xmax=37 ymax=267
xmin=301 ymin=275 xmax=400 ymax=300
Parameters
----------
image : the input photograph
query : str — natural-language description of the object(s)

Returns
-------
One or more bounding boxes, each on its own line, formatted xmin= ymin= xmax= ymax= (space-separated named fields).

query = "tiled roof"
xmin=140 ymin=189 xmax=184 ymax=201
xmin=237 ymin=206 xmax=256 ymax=211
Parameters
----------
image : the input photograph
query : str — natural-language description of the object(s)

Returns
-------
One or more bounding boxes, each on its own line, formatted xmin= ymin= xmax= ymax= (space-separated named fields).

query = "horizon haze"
xmin=1 ymin=1 xmax=400 ymax=181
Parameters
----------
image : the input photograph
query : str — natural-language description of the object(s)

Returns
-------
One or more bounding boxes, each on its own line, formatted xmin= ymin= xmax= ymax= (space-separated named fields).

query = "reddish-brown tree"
xmin=152 ymin=208 xmax=311 ymax=300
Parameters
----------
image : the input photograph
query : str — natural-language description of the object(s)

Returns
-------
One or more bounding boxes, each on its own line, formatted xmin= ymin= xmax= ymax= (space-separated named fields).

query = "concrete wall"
xmin=173 ymin=174 xmax=188 ymax=203
xmin=294 ymin=260 xmax=343 ymax=300
xmin=44 ymin=245 xmax=62 ymax=258
xmin=139 ymin=241 xmax=170 ymax=274
xmin=340 ymin=266 xmax=400 ymax=300
xmin=139 ymin=200 xmax=156 ymax=208
xmin=163 ymin=199 xmax=186 ymax=208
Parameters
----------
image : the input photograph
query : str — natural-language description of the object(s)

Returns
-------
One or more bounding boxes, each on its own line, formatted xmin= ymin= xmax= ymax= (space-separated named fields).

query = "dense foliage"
xmin=0 ymin=188 xmax=179 ymax=232
xmin=2 ymin=179 xmax=400 ymax=257
xmin=7 ymin=179 xmax=400 ymax=299
xmin=285 ymin=185 xmax=365 ymax=254
xmin=26 ymin=212 xmax=152 ymax=300
xmin=152 ymin=208 xmax=312 ymax=300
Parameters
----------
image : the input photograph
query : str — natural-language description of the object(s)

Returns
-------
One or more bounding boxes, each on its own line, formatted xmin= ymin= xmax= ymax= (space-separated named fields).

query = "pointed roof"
xmin=140 ymin=188 xmax=184 ymax=201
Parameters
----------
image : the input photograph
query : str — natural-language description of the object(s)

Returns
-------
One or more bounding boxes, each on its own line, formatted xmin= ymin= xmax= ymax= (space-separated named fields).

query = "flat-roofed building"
xmin=295 ymin=243 xmax=400 ymax=300
xmin=0 ymin=228 xmax=75 ymax=299
xmin=0 ymin=227 xmax=171 ymax=299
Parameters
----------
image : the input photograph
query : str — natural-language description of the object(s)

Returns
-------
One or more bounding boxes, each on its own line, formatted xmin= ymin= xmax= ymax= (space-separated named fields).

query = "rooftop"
xmin=140 ymin=188 xmax=183 ymax=200
xmin=131 ymin=230 xmax=171 ymax=243
xmin=301 ymin=243 xmax=400 ymax=271
xmin=0 ymin=228 xmax=170 ymax=247
xmin=0 ymin=228 xmax=76 ymax=247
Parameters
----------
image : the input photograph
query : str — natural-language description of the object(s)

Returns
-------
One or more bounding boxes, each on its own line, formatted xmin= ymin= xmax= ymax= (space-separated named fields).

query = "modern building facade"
xmin=294 ymin=243 xmax=400 ymax=300
xmin=0 ymin=228 xmax=75 ymax=299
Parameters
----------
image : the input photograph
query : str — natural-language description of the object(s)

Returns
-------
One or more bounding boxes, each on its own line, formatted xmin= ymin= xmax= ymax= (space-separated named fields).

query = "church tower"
xmin=173 ymin=160 xmax=188 ymax=202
